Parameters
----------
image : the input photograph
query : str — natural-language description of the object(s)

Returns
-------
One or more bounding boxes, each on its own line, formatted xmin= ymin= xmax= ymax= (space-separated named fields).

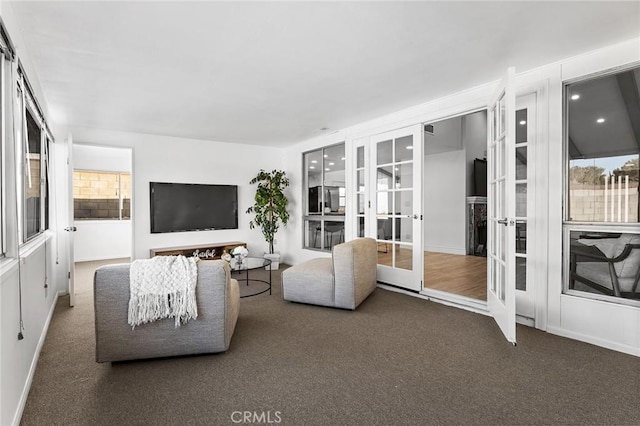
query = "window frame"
xmin=302 ymin=142 xmax=346 ymax=252
xmin=562 ymin=64 xmax=640 ymax=307
xmin=17 ymin=70 xmax=51 ymax=244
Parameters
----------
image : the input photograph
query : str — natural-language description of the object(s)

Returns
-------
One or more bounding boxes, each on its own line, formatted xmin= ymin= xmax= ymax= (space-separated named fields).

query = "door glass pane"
xmin=395 ymin=135 xmax=413 ymax=162
xmin=499 ymin=263 xmax=506 ymax=302
xmin=377 ymin=242 xmax=392 ymax=266
xmin=516 ymin=183 xmax=527 ymax=217
xmin=357 ymin=170 xmax=365 ymax=189
xmin=357 ymin=216 xmax=365 ymax=237
xmin=376 ymin=191 xmax=392 ymax=215
xmin=516 ymin=109 xmax=528 ymax=144
xmin=357 ymin=194 xmax=365 ymax=214
xmin=516 ymin=147 xmax=527 ymax=180
xmin=516 ymin=222 xmax=527 ymax=254
xmin=396 ymin=243 xmax=413 ymax=270
xmin=500 ymin=97 xmax=506 ymax=135
xmin=499 ymin=222 xmax=505 ymax=261
xmin=377 ymin=166 xmax=393 ymax=190
xmin=394 ymin=191 xmax=412 ymax=216
xmin=491 ymin=259 xmax=497 ymax=292
xmin=492 ymin=106 xmax=497 ymax=141
xmin=357 ymin=146 xmax=364 ymax=168
xmin=491 ymin=145 xmax=497 ymax=180
xmin=305 ymin=149 xmax=323 ymax=214
xmin=377 ymin=218 xmax=392 ymax=241
xmin=516 ymin=257 xmax=527 ymax=290
xmin=395 ymin=163 xmax=413 ymax=189
xmin=377 ymin=140 xmax=392 ymax=165
xmin=499 ymin=139 xmax=506 ymax=178
xmin=398 ymin=218 xmax=413 ymax=243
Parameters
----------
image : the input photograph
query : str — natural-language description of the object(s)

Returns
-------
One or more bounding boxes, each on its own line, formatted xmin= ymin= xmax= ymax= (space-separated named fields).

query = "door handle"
xmin=497 ymin=218 xmax=508 ymax=225
xmin=64 ymin=226 xmax=77 ymax=232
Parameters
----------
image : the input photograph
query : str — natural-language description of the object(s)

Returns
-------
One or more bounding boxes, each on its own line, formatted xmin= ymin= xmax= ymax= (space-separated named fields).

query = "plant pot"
xmin=264 ymin=252 xmax=280 ymax=270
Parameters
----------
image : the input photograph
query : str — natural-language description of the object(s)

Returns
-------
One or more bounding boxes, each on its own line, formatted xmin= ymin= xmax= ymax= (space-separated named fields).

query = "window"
xmin=303 ymin=143 xmax=345 ymax=251
xmin=564 ymin=66 xmax=640 ymax=305
xmin=24 ymin=107 xmax=41 ymax=241
xmin=16 ymin=71 xmax=52 ymax=244
xmin=73 ymin=171 xmax=131 ymax=220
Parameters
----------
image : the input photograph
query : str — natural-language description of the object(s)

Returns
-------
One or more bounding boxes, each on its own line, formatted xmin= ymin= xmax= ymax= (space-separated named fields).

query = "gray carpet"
xmin=21 ymin=259 xmax=640 ymax=425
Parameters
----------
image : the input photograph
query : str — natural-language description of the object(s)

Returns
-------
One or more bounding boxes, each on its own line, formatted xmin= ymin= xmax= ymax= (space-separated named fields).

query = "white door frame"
xmin=64 ymin=134 xmax=76 ymax=306
xmin=369 ymin=124 xmax=423 ymax=291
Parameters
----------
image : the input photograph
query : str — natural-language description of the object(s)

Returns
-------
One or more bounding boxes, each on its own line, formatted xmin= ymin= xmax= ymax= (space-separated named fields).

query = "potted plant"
xmin=246 ymin=169 xmax=290 ymax=269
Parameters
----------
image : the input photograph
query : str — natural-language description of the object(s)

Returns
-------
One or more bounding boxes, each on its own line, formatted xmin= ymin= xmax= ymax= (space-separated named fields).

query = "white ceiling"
xmin=10 ymin=1 xmax=640 ymax=147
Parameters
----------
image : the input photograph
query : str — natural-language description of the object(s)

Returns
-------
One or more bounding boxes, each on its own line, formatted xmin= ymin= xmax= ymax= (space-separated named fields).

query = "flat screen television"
xmin=474 ymin=159 xmax=487 ymax=197
xmin=150 ymin=182 xmax=238 ymax=233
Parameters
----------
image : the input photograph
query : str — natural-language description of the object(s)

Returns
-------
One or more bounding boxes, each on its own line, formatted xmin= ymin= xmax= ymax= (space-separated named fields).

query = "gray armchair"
xmin=282 ymin=237 xmax=377 ymax=309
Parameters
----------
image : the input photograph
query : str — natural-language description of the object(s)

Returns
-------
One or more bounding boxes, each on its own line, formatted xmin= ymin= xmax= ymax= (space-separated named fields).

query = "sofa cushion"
xmin=282 ymin=258 xmax=334 ymax=307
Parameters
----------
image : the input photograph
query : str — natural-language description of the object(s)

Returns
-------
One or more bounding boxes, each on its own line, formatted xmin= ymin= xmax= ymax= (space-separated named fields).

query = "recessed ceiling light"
xmin=596 ymin=118 xmax=605 ymax=124
xmin=329 ymin=162 xmax=335 ymax=166
xmin=324 ymin=154 xmax=328 ymax=158
xmin=311 ymin=160 xmax=317 ymax=164
xmin=341 ymin=157 xmax=346 ymax=161
xmin=325 ymin=168 xmax=330 ymax=171
xmin=406 ymin=146 xmax=413 ymax=150
xmin=395 ymin=167 xmax=399 ymax=171
xmin=309 ymin=166 xmax=315 ymax=169
xmin=519 ymin=120 xmax=527 ymax=125
xmin=571 ymin=94 xmax=580 ymax=101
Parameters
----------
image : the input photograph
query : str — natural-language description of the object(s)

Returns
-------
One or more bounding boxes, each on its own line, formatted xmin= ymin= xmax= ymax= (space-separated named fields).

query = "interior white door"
xmin=370 ymin=124 xmax=423 ymax=291
xmin=65 ymin=134 xmax=76 ymax=307
xmin=487 ymin=67 xmax=517 ymax=344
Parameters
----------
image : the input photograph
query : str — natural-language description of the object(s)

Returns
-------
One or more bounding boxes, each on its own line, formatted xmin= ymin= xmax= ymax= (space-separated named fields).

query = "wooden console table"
xmin=150 ymin=241 xmax=246 ymax=260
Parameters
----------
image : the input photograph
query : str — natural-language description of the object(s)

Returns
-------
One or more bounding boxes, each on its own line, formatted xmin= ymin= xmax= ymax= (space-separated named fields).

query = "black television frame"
xmin=149 ymin=182 xmax=238 ymax=233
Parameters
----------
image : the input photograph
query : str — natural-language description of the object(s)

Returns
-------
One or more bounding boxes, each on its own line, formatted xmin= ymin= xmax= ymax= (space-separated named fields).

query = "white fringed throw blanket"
xmin=128 ymin=255 xmax=198 ymax=328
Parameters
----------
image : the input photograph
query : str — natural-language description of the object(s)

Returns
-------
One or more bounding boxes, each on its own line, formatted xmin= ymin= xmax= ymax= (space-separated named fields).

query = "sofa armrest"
xmin=94 ymin=259 xmax=237 ymax=362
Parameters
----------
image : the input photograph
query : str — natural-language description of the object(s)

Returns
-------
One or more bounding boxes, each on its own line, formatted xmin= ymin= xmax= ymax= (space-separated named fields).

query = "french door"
xmin=368 ymin=124 xmax=423 ymax=291
xmin=64 ymin=134 xmax=76 ymax=307
xmin=487 ymin=68 xmax=517 ymax=344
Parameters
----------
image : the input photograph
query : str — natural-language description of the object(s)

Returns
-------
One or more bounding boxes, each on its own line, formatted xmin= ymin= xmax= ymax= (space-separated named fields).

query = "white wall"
xmin=72 ymin=144 xmax=132 ymax=261
xmin=423 ymin=116 xmax=467 ymax=254
xmin=73 ymin=221 xmax=131 ymax=262
xmin=424 ymin=149 xmax=467 ymax=255
xmin=63 ymin=127 xmax=285 ymax=261
xmin=463 ymin=110 xmax=487 ymax=196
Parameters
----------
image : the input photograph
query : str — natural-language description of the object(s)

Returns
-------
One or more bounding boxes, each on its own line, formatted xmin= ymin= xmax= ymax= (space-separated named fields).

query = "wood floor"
xmin=423 ymin=251 xmax=487 ymax=301
xmin=376 ymin=246 xmax=487 ymax=301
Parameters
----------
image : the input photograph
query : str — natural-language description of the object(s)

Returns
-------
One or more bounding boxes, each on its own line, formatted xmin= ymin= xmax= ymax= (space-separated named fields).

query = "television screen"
xmin=150 ymin=182 xmax=238 ymax=233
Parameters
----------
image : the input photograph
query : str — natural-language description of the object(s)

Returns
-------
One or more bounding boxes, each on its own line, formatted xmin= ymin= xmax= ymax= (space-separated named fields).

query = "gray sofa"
xmin=94 ymin=259 xmax=239 ymax=362
xmin=282 ymin=237 xmax=377 ymax=309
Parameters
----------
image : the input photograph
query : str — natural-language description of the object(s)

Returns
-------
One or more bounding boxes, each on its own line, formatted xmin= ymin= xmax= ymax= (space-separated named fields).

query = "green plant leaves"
xmin=246 ymin=169 xmax=290 ymax=254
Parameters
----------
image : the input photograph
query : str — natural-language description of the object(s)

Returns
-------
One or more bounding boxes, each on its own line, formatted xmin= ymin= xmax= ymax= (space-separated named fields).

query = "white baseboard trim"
xmin=423 ymin=246 xmax=467 ymax=256
xmin=12 ymin=290 xmax=64 ymax=426
xmin=547 ymin=326 xmax=640 ymax=357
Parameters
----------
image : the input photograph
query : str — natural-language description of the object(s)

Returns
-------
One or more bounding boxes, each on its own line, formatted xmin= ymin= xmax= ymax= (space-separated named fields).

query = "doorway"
xmin=422 ymin=110 xmax=488 ymax=301
xmin=69 ymin=144 xmax=133 ymax=304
